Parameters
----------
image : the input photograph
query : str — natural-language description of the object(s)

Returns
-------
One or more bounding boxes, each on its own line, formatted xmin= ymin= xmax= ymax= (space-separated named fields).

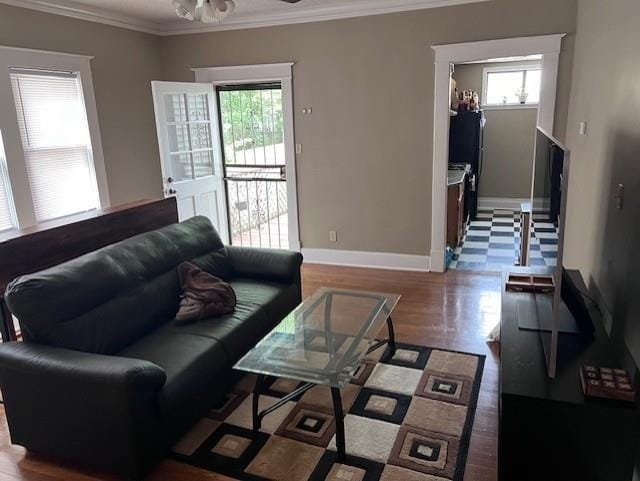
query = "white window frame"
xmin=0 ymin=46 xmax=109 ymax=229
xmin=0 ymin=130 xmax=18 ymax=232
xmin=481 ymin=63 xmax=542 ymax=110
xmin=192 ymin=63 xmax=301 ymax=252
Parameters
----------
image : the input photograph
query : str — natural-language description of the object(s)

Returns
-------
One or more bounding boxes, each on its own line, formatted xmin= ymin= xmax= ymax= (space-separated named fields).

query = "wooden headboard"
xmin=0 ymin=197 xmax=179 ymax=341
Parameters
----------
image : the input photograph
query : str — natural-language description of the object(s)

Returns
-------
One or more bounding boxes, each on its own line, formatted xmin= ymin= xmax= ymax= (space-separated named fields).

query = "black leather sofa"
xmin=0 ymin=216 xmax=303 ymax=479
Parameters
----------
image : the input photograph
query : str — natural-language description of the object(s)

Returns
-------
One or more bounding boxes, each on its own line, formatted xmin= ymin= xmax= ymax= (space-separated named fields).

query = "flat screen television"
xmin=521 ymin=127 xmax=592 ymax=378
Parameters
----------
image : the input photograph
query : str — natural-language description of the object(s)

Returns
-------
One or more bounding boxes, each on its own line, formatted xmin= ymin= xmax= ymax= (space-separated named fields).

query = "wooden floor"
xmin=0 ymin=264 xmax=501 ymax=481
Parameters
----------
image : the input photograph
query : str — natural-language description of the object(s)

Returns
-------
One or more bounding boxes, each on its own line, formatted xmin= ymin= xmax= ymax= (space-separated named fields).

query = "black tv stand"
xmin=516 ymin=293 xmax=581 ymax=334
xmin=500 ymin=267 xmax=639 ymax=481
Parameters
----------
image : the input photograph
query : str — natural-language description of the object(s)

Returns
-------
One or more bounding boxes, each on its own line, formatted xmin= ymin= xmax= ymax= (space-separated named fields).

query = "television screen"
xmin=524 ymin=128 xmax=596 ymax=378
xmin=530 ymin=127 xmax=571 ymax=377
xmin=533 ymin=127 xmax=566 ymax=226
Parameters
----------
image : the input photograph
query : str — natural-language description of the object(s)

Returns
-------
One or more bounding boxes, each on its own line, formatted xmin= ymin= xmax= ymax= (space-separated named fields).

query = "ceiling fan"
xmin=173 ymin=0 xmax=302 ymax=24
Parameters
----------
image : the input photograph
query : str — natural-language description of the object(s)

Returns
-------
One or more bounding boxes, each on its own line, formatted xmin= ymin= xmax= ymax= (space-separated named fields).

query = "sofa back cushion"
xmin=5 ymin=216 xmax=232 ymax=354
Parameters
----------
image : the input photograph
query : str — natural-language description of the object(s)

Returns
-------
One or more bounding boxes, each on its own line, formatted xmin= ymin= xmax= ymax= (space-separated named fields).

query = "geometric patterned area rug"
xmin=172 ymin=343 xmax=485 ymax=481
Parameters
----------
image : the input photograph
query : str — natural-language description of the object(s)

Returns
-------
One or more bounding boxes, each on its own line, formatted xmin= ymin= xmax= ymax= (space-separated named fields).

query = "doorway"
xmin=152 ymin=63 xmax=300 ymax=251
xmin=195 ymin=63 xmax=300 ymax=251
xmin=217 ymin=83 xmax=289 ymax=249
xmin=430 ymin=34 xmax=565 ymax=272
xmin=447 ymin=57 xmax=558 ymax=272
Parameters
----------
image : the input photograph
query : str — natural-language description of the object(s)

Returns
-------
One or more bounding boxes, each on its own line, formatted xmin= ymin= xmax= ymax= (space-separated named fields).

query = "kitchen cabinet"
xmin=447 ymin=180 xmax=465 ymax=248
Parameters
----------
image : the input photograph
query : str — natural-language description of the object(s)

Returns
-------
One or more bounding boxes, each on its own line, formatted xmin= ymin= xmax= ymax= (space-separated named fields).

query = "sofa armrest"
xmin=0 ymin=342 xmax=167 ymax=387
xmin=227 ymin=246 xmax=303 ymax=284
xmin=0 ymin=342 xmax=167 ymax=477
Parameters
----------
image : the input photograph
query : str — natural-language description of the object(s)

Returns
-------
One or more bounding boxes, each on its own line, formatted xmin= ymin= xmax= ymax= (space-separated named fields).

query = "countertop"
xmin=447 ymin=169 xmax=467 ymax=186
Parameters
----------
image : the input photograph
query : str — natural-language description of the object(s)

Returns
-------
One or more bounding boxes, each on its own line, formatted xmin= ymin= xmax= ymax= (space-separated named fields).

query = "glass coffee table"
xmin=234 ymin=287 xmax=401 ymax=462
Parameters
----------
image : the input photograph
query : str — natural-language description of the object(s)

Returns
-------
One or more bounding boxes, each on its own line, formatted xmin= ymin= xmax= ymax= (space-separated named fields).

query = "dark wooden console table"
xmin=500 ymin=266 xmax=639 ymax=480
xmin=0 ymin=198 xmax=178 ymax=342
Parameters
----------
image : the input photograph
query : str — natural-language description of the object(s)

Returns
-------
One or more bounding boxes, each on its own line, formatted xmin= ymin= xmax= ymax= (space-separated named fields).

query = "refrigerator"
xmin=448 ymin=110 xmax=485 ymax=221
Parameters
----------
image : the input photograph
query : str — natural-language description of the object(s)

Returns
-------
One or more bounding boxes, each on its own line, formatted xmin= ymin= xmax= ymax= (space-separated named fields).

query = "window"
xmin=11 ymin=69 xmax=99 ymax=222
xmin=483 ymin=65 xmax=541 ymax=107
xmin=0 ymin=47 xmax=108 ymax=230
xmin=164 ymin=93 xmax=215 ymax=181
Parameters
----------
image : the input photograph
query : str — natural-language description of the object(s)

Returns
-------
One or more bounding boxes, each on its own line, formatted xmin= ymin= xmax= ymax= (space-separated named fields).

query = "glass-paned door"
xmin=151 ymin=81 xmax=229 ymax=243
xmin=217 ymin=83 xmax=288 ymax=249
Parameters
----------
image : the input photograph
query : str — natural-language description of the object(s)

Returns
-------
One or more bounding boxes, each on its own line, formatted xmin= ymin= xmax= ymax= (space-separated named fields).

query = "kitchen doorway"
xmin=446 ymin=57 xmax=560 ymax=272
xmin=430 ymin=34 xmax=565 ymax=273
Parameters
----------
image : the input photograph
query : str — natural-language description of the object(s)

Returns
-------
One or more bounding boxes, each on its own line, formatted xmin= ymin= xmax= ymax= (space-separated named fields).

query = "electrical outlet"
xmin=295 ymin=143 xmax=302 ymax=155
xmin=329 ymin=230 xmax=337 ymax=242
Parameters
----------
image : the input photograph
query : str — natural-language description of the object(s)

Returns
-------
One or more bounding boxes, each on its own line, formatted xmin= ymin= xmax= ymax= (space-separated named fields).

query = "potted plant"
xmin=516 ymin=87 xmax=529 ymax=104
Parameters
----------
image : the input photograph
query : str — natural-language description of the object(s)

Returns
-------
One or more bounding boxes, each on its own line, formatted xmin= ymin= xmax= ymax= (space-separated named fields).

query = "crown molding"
xmin=0 ymin=0 xmax=491 ymax=36
xmin=0 ymin=0 xmax=162 ymax=35
xmin=157 ymin=0 xmax=491 ymax=35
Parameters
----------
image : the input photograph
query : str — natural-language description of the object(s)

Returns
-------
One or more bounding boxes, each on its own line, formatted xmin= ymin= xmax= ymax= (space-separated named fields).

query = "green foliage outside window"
xmin=219 ymin=88 xmax=284 ymax=164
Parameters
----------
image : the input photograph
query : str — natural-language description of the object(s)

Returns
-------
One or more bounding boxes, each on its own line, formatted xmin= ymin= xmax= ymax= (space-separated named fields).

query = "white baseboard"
xmin=301 ymin=248 xmax=431 ymax=272
xmin=479 ymin=197 xmax=550 ymax=210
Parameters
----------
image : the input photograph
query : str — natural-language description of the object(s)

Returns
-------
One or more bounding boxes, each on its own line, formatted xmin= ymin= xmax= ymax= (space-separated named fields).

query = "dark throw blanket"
xmin=175 ymin=262 xmax=236 ymax=324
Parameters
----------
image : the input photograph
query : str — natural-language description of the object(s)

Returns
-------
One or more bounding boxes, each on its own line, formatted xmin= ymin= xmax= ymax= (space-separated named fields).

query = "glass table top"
xmin=234 ymin=287 xmax=401 ymax=389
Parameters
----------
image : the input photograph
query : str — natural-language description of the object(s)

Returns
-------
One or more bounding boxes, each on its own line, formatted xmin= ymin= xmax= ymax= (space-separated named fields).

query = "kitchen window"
xmin=482 ymin=65 xmax=541 ymax=108
xmin=0 ymin=47 xmax=109 ymax=230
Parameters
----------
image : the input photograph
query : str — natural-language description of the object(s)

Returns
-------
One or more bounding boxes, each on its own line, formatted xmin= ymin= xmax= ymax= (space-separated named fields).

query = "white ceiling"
xmin=0 ymin=0 xmax=490 ymax=35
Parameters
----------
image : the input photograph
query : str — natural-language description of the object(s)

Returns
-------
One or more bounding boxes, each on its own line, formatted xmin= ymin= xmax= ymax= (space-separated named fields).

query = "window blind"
xmin=10 ymin=69 xmax=99 ymax=222
xmin=0 ymin=131 xmax=15 ymax=231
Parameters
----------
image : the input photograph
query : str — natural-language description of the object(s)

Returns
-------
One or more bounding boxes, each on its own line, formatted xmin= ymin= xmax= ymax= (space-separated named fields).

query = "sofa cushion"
xmin=164 ymin=304 xmax=268 ymax=361
xmin=118 ymin=331 xmax=228 ymax=415
xmin=164 ymin=280 xmax=299 ymax=360
xmin=231 ymin=279 xmax=299 ymax=325
xmin=5 ymin=217 xmax=231 ymax=354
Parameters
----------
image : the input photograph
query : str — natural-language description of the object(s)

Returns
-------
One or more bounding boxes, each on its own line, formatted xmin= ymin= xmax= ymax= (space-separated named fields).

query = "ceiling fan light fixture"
xmin=213 ymin=0 xmax=228 ymax=11
xmin=222 ymin=0 xmax=235 ymax=16
xmin=172 ymin=0 xmax=196 ymax=20
xmin=197 ymin=0 xmax=235 ymax=23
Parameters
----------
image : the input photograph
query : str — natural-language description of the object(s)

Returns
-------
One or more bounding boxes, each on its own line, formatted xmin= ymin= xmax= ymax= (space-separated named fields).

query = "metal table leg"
xmin=252 ymin=374 xmax=266 ymax=432
xmin=331 ymin=387 xmax=346 ymax=463
xmin=387 ymin=315 xmax=397 ymax=355
xmin=252 ymin=376 xmax=316 ymax=433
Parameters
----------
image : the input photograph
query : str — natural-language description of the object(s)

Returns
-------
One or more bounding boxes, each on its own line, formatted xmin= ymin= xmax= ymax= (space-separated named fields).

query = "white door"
xmin=151 ymin=81 xmax=229 ymax=243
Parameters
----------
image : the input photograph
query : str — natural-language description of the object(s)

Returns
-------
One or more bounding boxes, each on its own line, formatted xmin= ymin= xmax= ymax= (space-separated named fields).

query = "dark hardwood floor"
xmin=0 ymin=264 xmax=501 ymax=481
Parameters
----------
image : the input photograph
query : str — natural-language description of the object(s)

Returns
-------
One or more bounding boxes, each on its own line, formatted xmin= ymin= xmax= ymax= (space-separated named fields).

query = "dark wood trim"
xmin=0 ymin=198 xmax=179 ymax=341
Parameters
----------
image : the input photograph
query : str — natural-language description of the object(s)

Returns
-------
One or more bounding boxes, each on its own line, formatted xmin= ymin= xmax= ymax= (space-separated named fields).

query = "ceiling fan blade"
xmin=279 ymin=0 xmax=302 ymax=3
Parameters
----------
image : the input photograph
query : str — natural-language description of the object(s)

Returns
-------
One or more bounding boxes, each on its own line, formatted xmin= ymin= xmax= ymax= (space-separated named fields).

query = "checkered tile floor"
xmin=448 ymin=208 xmax=559 ymax=272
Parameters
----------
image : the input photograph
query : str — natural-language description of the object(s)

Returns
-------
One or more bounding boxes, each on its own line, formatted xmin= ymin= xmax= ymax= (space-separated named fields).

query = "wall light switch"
xmin=579 ymin=121 xmax=588 ymax=136
xmin=329 ymin=230 xmax=337 ymax=242
xmin=295 ymin=143 xmax=302 ymax=155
